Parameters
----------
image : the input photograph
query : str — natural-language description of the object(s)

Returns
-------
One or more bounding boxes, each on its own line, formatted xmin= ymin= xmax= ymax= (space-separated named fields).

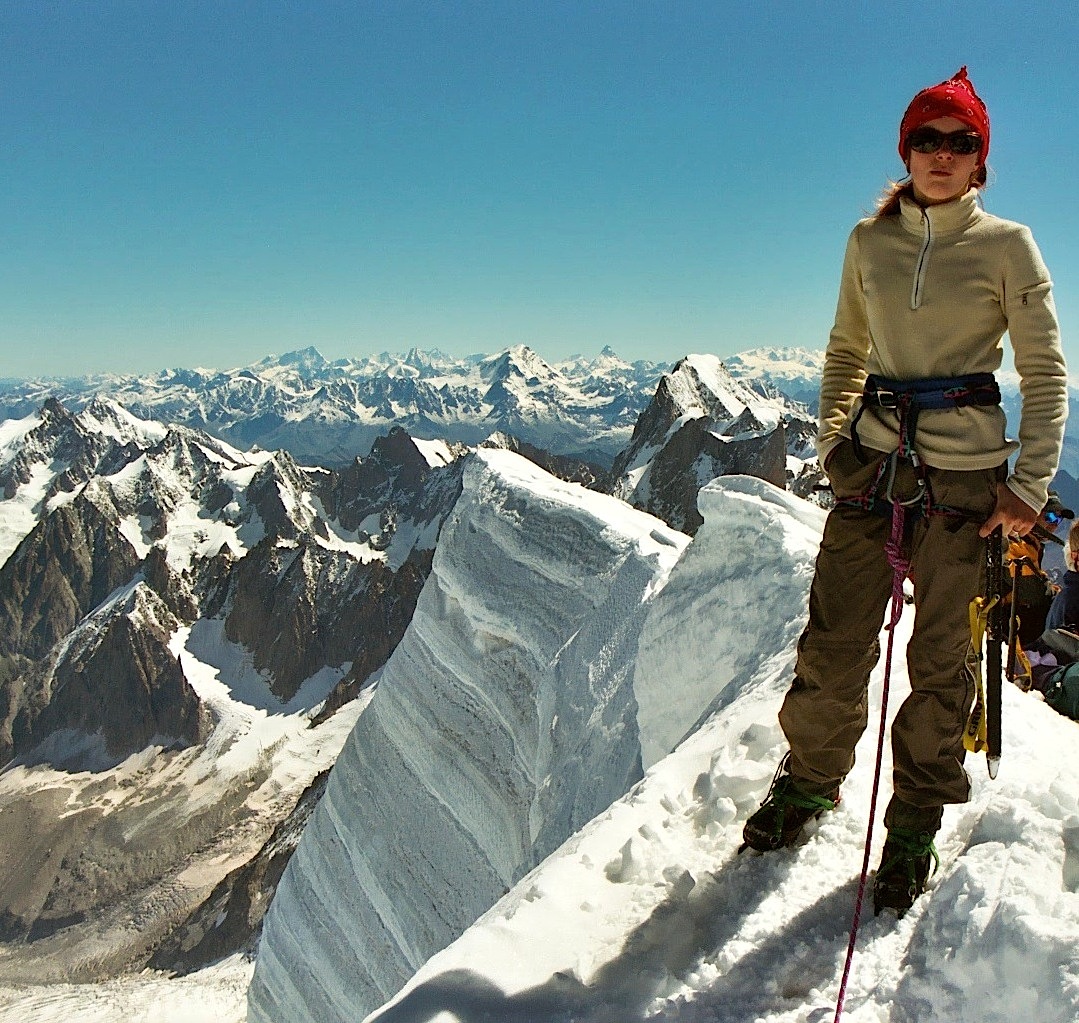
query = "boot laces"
xmin=763 ymin=754 xmax=837 ymax=841
xmin=880 ymin=826 xmax=940 ymax=885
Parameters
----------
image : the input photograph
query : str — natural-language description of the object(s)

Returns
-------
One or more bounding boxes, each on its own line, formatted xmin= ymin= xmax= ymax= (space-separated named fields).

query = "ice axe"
xmin=985 ymin=526 xmax=1005 ymax=778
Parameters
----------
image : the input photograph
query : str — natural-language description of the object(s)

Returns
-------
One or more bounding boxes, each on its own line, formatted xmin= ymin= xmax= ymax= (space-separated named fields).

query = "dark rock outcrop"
xmin=638 ymin=418 xmax=788 ymax=534
xmin=0 ymin=499 xmax=141 ymax=664
xmin=12 ymin=584 xmax=208 ymax=764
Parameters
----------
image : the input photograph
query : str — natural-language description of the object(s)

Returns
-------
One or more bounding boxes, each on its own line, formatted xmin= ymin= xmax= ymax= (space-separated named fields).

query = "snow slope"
xmin=357 ymin=477 xmax=1079 ymax=1023
xmin=247 ymin=449 xmax=689 ymax=1021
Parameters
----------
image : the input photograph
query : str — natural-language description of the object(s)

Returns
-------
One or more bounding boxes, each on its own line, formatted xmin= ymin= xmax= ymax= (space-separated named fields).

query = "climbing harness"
xmin=850 ymin=373 xmax=1001 ymax=469
xmin=845 ymin=372 xmax=1002 ymax=521
xmin=832 ymin=373 xmax=1002 ymax=1022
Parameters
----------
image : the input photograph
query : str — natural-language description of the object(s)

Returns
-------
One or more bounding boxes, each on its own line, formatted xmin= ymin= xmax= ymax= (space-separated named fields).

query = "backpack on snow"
xmin=1039 ymin=662 xmax=1079 ymax=721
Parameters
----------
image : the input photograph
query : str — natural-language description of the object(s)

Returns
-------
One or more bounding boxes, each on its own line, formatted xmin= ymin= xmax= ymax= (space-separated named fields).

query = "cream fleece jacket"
xmin=818 ymin=188 xmax=1068 ymax=512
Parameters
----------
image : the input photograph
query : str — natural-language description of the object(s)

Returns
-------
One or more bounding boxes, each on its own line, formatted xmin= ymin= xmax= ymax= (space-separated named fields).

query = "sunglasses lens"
xmin=907 ymin=128 xmax=982 ymax=156
xmin=1046 ymin=511 xmax=1061 ymax=524
xmin=949 ymin=133 xmax=982 ymax=155
xmin=908 ymin=129 xmax=942 ymax=153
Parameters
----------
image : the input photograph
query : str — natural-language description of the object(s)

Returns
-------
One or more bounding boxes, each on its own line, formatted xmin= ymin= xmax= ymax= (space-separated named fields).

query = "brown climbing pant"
xmin=779 ymin=439 xmax=1004 ymax=828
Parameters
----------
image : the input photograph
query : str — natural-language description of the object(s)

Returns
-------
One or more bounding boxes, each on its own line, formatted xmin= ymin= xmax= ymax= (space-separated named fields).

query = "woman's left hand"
xmin=979 ymin=483 xmax=1039 ymax=539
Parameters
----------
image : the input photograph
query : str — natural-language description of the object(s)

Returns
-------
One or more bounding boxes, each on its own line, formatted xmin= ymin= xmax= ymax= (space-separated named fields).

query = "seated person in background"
xmin=1046 ymin=518 xmax=1079 ymax=632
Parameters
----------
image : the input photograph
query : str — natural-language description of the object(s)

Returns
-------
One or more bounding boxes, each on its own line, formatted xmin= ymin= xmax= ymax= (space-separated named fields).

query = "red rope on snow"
xmin=833 ymin=500 xmax=910 ymax=1022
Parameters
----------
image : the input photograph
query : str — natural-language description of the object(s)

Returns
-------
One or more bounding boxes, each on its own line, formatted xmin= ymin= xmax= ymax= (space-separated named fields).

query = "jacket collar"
xmin=899 ymin=188 xmax=981 ymax=236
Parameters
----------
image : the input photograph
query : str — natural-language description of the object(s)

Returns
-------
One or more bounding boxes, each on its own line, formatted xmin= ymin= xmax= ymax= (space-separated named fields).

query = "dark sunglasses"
xmin=1044 ymin=510 xmax=1064 ymax=525
xmin=906 ymin=127 xmax=983 ymax=156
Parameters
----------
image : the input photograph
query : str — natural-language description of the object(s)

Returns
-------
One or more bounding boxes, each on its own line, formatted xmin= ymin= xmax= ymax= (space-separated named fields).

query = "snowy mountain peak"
xmin=725 ymin=345 xmax=825 ymax=371
xmin=266 ymin=346 xmax=330 ymax=372
xmin=79 ymin=397 xmax=170 ymax=445
xmin=479 ymin=344 xmax=562 ymax=386
xmin=724 ymin=346 xmax=826 ymax=409
xmin=604 ymin=354 xmax=814 ymax=534
xmin=663 ymin=354 xmax=754 ymax=422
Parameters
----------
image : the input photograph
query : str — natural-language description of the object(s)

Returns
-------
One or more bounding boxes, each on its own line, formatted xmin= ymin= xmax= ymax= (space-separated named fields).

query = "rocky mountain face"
xmin=1 ymin=405 xmax=465 ymax=758
xmin=0 ymin=344 xmax=666 ymax=468
xmin=0 ymin=399 xmax=465 ymax=976
xmin=608 ymin=354 xmax=819 ymax=533
xmin=10 ymin=582 xmax=208 ymax=768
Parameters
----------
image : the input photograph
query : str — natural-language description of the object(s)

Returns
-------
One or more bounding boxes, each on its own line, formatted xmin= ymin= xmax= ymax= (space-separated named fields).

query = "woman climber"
xmin=742 ymin=67 xmax=1068 ymax=916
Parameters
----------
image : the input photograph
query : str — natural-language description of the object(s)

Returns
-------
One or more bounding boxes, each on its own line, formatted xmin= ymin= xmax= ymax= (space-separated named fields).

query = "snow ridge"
xmin=248 ymin=449 xmax=688 ymax=1022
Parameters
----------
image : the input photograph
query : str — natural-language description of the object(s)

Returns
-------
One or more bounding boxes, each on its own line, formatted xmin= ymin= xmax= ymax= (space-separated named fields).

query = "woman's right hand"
xmin=979 ymin=483 xmax=1038 ymax=539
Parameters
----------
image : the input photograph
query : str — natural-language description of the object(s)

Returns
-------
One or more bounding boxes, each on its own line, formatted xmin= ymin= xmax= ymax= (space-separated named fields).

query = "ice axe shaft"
xmin=986 ymin=527 xmax=1005 ymax=777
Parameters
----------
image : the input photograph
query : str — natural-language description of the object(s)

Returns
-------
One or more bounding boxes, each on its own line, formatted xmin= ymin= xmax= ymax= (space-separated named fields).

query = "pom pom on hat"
xmin=899 ymin=66 xmax=990 ymax=164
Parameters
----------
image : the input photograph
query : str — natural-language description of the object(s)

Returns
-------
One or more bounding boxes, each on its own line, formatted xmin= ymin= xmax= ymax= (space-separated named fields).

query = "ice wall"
xmin=248 ymin=449 xmax=687 ymax=1022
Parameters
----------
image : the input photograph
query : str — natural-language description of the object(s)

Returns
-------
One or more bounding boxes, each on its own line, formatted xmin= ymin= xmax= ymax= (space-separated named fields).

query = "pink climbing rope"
xmin=833 ymin=500 xmax=910 ymax=1022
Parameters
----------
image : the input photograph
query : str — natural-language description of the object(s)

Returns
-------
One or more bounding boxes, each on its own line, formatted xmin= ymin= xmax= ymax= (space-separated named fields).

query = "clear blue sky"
xmin=2 ymin=1 xmax=1077 ymax=378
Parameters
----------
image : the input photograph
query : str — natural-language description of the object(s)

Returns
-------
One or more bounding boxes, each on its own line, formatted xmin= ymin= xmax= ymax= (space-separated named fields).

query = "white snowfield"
xmin=3 ymin=464 xmax=1078 ymax=1023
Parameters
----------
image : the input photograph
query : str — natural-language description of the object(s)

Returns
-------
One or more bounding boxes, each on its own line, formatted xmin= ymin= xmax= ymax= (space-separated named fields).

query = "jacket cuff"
xmin=1006 ymin=476 xmax=1047 ymax=516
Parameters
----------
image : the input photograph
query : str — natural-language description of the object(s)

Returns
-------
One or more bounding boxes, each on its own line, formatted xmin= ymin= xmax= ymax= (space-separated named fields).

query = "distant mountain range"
xmin=0 ymin=345 xmax=659 ymax=468
xmin=0 ymin=344 xmax=827 ymax=470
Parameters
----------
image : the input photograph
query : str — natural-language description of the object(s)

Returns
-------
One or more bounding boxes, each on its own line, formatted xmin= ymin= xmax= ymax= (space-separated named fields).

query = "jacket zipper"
xmin=910 ymin=208 xmax=933 ymax=310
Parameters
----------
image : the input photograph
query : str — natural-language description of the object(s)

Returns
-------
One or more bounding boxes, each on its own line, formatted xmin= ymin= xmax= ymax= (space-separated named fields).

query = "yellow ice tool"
xmin=963 ymin=593 xmax=998 ymax=755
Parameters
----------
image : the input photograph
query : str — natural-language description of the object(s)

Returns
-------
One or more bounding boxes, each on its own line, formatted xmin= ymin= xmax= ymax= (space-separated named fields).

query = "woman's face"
xmin=907 ymin=115 xmax=982 ymax=207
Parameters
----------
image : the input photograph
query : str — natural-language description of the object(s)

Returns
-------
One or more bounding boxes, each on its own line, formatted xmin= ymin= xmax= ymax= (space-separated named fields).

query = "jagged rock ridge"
xmin=609 ymin=354 xmax=818 ymax=533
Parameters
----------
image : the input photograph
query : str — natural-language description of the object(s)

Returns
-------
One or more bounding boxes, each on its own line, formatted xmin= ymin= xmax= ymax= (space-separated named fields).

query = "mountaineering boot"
xmin=872 ymin=826 xmax=940 ymax=917
xmin=742 ymin=756 xmax=839 ymax=852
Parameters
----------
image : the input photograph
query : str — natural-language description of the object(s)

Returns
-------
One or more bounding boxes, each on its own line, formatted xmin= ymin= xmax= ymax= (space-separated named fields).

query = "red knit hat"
xmin=899 ymin=66 xmax=990 ymax=165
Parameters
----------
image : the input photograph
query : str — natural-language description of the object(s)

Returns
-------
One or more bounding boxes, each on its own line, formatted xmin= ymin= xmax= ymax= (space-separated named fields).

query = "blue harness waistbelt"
xmin=850 ymin=372 xmax=1001 ymax=466
xmin=846 ymin=372 xmax=1002 ymax=516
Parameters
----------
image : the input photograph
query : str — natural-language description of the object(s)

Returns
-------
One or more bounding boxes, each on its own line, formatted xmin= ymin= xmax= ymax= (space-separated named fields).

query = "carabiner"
xmin=882 ymin=450 xmax=927 ymax=507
